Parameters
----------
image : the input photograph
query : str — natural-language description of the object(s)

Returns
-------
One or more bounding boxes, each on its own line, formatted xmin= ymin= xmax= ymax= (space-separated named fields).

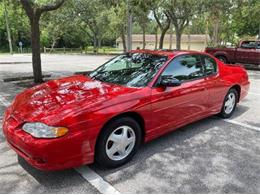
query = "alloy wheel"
xmin=224 ymin=92 xmax=236 ymax=114
xmin=106 ymin=125 xmax=136 ymax=161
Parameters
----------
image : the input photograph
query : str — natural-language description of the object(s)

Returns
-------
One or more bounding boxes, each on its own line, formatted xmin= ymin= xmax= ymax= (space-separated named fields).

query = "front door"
xmin=150 ymin=54 xmax=208 ymax=137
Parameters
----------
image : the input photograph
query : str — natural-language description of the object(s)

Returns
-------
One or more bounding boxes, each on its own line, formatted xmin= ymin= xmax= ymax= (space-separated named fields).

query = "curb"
xmin=3 ymin=74 xmax=51 ymax=82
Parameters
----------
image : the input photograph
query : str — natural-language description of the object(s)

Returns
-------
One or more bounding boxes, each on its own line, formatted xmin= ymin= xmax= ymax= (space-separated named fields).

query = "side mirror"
xmin=160 ymin=75 xmax=182 ymax=87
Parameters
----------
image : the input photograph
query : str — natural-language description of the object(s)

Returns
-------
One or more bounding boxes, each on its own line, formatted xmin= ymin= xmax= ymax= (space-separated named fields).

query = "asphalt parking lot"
xmin=0 ymin=54 xmax=260 ymax=193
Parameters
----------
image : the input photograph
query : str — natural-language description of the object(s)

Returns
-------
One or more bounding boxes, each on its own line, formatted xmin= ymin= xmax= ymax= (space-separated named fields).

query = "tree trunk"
xmin=204 ymin=19 xmax=208 ymax=48
xmin=93 ymin=34 xmax=98 ymax=53
xmin=4 ymin=0 xmax=13 ymax=55
xmin=142 ymin=26 xmax=145 ymax=49
xmin=30 ymin=18 xmax=43 ymax=83
xmin=258 ymin=24 xmax=260 ymax=40
xmin=121 ymin=31 xmax=127 ymax=52
xmin=169 ymin=24 xmax=173 ymax=50
xmin=155 ymin=26 xmax=158 ymax=50
xmin=159 ymin=28 xmax=168 ymax=49
xmin=20 ymin=0 xmax=65 ymax=84
xmin=213 ymin=18 xmax=219 ymax=47
xmin=176 ymin=30 xmax=182 ymax=50
xmin=50 ymin=37 xmax=58 ymax=53
xmin=188 ymin=31 xmax=191 ymax=50
xmin=98 ymin=38 xmax=102 ymax=49
xmin=153 ymin=11 xmax=170 ymax=50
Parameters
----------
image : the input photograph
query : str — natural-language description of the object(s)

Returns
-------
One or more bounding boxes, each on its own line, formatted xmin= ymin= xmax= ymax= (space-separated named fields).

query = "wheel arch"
xmin=95 ymin=111 xmax=146 ymax=151
xmin=230 ymin=84 xmax=241 ymax=102
xmin=213 ymin=51 xmax=231 ymax=63
xmin=215 ymin=55 xmax=229 ymax=63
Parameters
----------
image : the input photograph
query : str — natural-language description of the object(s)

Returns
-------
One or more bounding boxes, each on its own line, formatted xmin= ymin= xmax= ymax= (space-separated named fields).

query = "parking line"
xmin=75 ymin=166 xmax=120 ymax=194
xmin=248 ymin=91 xmax=260 ymax=96
xmin=224 ymin=119 xmax=260 ymax=132
xmin=0 ymin=94 xmax=119 ymax=194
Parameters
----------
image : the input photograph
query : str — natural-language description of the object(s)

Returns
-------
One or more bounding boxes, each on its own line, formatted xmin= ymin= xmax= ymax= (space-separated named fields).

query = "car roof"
xmin=129 ymin=49 xmax=205 ymax=59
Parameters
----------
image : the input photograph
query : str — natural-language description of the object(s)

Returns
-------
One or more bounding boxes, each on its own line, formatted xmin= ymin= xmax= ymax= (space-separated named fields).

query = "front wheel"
xmin=95 ymin=117 xmax=142 ymax=168
xmin=219 ymin=88 xmax=238 ymax=118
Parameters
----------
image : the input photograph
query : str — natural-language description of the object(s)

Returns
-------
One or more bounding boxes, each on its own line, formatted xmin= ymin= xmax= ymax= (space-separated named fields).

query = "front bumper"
xmin=2 ymin=109 xmax=95 ymax=171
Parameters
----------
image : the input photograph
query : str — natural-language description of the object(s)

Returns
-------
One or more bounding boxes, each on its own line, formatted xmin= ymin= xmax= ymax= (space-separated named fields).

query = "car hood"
xmin=10 ymin=75 xmax=140 ymax=125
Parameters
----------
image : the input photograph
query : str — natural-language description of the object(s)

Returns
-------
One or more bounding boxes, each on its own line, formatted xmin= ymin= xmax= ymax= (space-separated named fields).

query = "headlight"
xmin=22 ymin=122 xmax=68 ymax=138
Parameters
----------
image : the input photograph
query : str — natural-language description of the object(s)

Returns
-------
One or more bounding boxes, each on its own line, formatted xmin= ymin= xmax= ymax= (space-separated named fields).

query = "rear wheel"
xmin=217 ymin=56 xmax=228 ymax=64
xmin=95 ymin=117 xmax=142 ymax=168
xmin=219 ymin=88 xmax=238 ymax=118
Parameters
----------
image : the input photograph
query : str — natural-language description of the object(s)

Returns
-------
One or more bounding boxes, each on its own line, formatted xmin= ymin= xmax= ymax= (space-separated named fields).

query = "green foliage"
xmin=232 ymin=0 xmax=260 ymax=37
xmin=0 ymin=0 xmax=259 ymax=52
xmin=40 ymin=0 xmax=88 ymax=48
xmin=0 ymin=0 xmax=30 ymax=51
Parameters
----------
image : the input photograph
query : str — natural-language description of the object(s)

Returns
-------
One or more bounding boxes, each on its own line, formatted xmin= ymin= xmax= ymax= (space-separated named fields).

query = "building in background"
xmin=116 ymin=34 xmax=210 ymax=51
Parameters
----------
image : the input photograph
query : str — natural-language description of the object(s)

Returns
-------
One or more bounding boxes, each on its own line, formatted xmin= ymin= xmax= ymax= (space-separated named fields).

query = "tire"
xmin=217 ymin=56 xmax=228 ymax=64
xmin=219 ymin=88 xmax=238 ymax=118
xmin=95 ymin=117 xmax=142 ymax=168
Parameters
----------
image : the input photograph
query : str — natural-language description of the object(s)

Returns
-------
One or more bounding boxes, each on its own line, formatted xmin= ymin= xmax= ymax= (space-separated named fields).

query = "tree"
xmin=3 ymin=0 xmax=13 ymax=54
xmin=74 ymin=0 xmax=109 ymax=52
xmin=20 ymin=0 xmax=65 ymax=83
xmin=203 ymin=0 xmax=233 ymax=46
xmin=132 ymin=0 xmax=152 ymax=49
xmin=41 ymin=1 xmax=81 ymax=50
xmin=165 ymin=0 xmax=201 ymax=50
xmin=0 ymin=1 xmax=31 ymax=52
xmin=103 ymin=0 xmax=128 ymax=52
xmin=232 ymin=0 xmax=260 ymax=38
xmin=152 ymin=5 xmax=171 ymax=49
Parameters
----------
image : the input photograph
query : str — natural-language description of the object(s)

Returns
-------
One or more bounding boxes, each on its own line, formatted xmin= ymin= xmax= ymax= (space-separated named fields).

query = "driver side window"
xmin=162 ymin=54 xmax=204 ymax=82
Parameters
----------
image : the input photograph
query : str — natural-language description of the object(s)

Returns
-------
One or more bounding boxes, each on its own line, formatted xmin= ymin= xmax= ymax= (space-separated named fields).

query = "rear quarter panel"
xmin=218 ymin=62 xmax=250 ymax=101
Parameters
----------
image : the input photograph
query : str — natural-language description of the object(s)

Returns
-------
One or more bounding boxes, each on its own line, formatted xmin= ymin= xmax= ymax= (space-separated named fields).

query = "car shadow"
xmin=90 ymin=112 xmax=259 ymax=193
xmin=229 ymin=104 xmax=250 ymax=119
xmin=17 ymin=156 xmax=98 ymax=193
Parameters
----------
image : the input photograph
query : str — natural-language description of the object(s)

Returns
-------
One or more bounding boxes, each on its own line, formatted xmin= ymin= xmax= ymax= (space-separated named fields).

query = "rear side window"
xmin=162 ymin=54 xmax=204 ymax=81
xmin=241 ymin=41 xmax=256 ymax=49
xmin=257 ymin=42 xmax=260 ymax=49
xmin=202 ymin=55 xmax=217 ymax=75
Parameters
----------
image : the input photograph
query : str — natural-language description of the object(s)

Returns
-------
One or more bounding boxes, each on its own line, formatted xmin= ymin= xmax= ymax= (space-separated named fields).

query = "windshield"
xmin=89 ymin=53 xmax=168 ymax=87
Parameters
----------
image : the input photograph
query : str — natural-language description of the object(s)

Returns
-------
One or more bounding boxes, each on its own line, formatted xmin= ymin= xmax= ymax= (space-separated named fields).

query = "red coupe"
xmin=3 ymin=50 xmax=250 ymax=170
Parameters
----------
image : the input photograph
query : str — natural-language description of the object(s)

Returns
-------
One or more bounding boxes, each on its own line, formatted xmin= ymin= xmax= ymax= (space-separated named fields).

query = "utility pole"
xmin=4 ymin=0 xmax=13 ymax=55
xmin=126 ymin=0 xmax=132 ymax=51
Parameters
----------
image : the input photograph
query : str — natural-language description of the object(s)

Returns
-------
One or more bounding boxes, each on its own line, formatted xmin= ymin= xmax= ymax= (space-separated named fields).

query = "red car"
xmin=3 ymin=50 xmax=250 ymax=170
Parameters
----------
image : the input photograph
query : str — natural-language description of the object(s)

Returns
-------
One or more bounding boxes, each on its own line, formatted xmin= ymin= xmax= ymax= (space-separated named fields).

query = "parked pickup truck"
xmin=205 ymin=40 xmax=260 ymax=65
